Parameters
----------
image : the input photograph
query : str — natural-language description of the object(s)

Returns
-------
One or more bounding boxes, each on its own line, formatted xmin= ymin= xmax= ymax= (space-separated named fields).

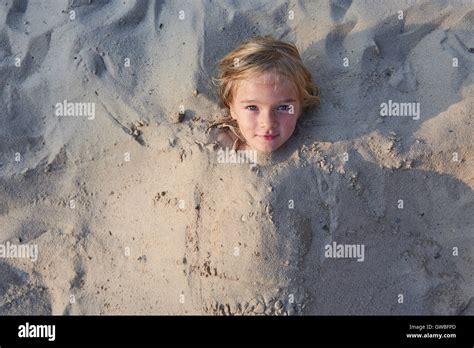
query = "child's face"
xmin=229 ymin=71 xmax=302 ymax=153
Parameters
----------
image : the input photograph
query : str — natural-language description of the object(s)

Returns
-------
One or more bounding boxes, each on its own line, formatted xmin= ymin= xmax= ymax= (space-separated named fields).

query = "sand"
xmin=0 ymin=0 xmax=473 ymax=315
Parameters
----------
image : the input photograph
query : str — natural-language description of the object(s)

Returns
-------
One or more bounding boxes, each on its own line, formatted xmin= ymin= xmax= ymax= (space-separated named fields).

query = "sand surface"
xmin=0 ymin=0 xmax=473 ymax=315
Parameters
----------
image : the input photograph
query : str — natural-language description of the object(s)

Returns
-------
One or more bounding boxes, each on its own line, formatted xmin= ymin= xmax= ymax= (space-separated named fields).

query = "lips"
xmin=260 ymin=134 xmax=279 ymax=141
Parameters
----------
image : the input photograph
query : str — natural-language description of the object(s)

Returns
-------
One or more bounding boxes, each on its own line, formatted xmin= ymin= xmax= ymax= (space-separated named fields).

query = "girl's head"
xmin=214 ymin=35 xmax=320 ymax=153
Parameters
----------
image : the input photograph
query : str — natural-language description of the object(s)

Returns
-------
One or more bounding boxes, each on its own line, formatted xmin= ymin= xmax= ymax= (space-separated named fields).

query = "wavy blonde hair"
xmin=212 ymin=35 xmax=320 ymax=119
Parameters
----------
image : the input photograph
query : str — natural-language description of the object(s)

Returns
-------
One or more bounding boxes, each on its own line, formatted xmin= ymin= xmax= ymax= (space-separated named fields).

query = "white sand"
xmin=0 ymin=0 xmax=473 ymax=315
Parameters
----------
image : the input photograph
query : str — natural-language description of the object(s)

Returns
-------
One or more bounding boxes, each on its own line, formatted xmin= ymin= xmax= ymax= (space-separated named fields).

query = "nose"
xmin=259 ymin=109 xmax=277 ymax=131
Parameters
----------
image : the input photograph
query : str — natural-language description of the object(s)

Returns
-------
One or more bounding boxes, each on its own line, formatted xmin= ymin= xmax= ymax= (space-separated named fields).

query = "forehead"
xmin=234 ymin=71 xmax=298 ymax=100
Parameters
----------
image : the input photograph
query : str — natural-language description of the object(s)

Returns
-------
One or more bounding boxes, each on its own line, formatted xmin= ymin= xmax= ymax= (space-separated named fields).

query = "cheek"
xmin=279 ymin=116 xmax=298 ymax=135
xmin=239 ymin=114 xmax=257 ymax=131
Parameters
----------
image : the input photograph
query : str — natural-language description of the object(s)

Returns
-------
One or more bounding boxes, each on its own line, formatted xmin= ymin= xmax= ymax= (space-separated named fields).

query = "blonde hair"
xmin=213 ymin=35 xmax=320 ymax=116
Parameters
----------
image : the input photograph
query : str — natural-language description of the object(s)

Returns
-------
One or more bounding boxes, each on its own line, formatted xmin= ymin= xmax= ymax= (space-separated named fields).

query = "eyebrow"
xmin=240 ymin=98 xmax=296 ymax=104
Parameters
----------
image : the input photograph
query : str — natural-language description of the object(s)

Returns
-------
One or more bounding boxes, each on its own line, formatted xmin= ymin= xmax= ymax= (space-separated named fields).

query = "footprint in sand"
xmin=330 ymin=0 xmax=353 ymax=22
xmin=5 ymin=0 xmax=28 ymax=31
xmin=0 ymin=261 xmax=52 ymax=315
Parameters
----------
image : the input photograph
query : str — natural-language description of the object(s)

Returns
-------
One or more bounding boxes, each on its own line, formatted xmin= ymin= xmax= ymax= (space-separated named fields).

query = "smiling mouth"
xmin=259 ymin=134 xmax=279 ymax=141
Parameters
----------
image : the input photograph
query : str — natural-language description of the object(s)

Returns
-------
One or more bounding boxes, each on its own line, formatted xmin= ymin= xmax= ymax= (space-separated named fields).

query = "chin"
xmin=246 ymin=136 xmax=285 ymax=153
xmin=253 ymin=143 xmax=281 ymax=153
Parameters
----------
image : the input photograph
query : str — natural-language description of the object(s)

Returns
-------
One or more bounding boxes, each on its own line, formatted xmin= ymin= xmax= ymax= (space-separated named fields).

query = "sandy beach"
xmin=0 ymin=0 xmax=473 ymax=315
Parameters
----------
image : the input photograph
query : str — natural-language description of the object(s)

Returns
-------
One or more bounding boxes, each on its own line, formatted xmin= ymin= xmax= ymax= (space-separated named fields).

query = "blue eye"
xmin=245 ymin=105 xmax=293 ymax=113
xmin=277 ymin=105 xmax=290 ymax=111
